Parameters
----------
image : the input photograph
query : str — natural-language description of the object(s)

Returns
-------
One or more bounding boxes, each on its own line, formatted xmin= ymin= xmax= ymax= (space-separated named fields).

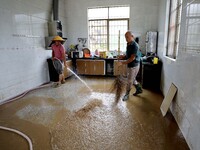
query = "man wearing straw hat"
xmin=51 ymin=36 xmax=67 ymax=87
xmin=118 ymin=31 xmax=142 ymax=101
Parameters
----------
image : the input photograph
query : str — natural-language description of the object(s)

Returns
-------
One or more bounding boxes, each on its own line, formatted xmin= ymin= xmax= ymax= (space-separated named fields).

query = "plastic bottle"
xmin=153 ymin=57 xmax=158 ymax=64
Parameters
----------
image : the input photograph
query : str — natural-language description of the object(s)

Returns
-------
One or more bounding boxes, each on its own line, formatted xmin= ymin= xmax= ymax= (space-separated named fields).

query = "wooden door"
xmin=76 ymin=60 xmax=85 ymax=74
xmin=85 ymin=60 xmax=94 ymax=75
xmin=94 ymin=60 xmax=105 ymax=75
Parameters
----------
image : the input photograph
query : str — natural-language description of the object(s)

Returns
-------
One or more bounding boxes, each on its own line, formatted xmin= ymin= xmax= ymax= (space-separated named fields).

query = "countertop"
xmin=70 ymin=57 xmax=117 ymax=60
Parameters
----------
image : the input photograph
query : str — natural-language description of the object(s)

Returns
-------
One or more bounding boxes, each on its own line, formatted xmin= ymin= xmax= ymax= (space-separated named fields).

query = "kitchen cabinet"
xmin=76 ymin=59 xmax=105 ymax=75
xmin=142 ymin=61 xmax=162 ymax=91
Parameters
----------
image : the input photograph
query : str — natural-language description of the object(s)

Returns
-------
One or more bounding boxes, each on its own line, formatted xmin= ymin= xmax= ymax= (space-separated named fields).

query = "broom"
xmin=110 ymin=30 xmax=126 ymax=103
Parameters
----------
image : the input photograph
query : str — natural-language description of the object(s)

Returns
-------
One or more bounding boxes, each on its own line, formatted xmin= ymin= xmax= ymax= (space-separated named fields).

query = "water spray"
xmin=67 ymin=68 xmax=93 ymax=92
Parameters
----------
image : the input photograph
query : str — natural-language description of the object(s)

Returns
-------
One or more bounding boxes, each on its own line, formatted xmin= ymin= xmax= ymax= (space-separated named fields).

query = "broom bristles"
xmin=110 ymin=75 xmax=126 ymax=103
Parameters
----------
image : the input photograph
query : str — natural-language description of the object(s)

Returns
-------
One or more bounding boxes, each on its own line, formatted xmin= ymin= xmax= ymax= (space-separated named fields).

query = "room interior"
xmin=0 ymin=0 xmax=199 ymax=149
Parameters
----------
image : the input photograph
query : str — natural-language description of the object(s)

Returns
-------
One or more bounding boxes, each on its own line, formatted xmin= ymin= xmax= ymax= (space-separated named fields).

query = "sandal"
xmin=61 ymin=80 xmax=66 ymax=84
xmin=53 ymin=82 xmax=61 ymax=88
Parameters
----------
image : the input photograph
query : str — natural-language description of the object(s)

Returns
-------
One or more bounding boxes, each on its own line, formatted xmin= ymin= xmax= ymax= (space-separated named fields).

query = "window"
xmin=184 ymin=1 xmax=200 ymax=53
xmin=88 ymin=6 xmax=130 ymax=52
xmin=167 ymin=0 xmax=182 ymax=59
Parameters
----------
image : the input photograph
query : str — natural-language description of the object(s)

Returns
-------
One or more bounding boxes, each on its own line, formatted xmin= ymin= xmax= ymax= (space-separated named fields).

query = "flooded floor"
xmin=0 ymin=76 xmax=189 ymax=150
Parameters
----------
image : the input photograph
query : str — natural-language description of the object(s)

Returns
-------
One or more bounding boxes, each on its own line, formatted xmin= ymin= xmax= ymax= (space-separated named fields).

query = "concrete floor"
xmin=0 ymin=76 xmax=189 ymax=150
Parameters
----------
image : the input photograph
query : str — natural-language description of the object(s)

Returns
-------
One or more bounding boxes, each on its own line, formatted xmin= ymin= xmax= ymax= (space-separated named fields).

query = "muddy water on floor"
xmin=0 ymin=77 xmax=189 ymax=150
xmin=0 ymin=130 xmax=28 ymax=150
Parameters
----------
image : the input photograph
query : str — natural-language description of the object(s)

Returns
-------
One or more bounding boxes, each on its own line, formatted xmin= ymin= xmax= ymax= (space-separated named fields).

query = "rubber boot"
xmin=133 ymin=84 xmax=143 ymax=96
xmin=122 ymin=90 xmax=130 ymax=101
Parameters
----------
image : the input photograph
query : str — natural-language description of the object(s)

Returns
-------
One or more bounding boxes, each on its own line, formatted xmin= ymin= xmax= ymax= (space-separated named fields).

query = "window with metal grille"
xmin=88 ymin=6 xmax=130 ymax=52
xmin=184 ymin=0 xmax=200 ymax=53
xmin=167 ymin=0 xmax=182 ymax=59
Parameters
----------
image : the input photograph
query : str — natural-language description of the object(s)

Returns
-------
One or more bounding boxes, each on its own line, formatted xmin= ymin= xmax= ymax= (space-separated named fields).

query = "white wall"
xmin=64 ymin=0 xmax=160 ymax=53
xmin=0 ymin=0 xmax=67 ymax=102
xmin=158 ymin=0 xmax=200 ymax=149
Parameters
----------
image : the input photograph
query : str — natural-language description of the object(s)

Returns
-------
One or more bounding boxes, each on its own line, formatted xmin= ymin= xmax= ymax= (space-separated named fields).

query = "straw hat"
xmin=52 ymin=36 xmax=65 ymax=41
